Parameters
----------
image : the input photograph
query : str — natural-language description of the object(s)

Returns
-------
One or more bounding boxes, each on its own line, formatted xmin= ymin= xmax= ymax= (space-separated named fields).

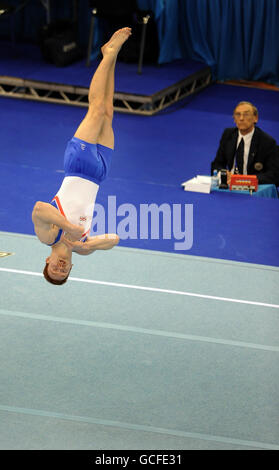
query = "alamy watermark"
xmin=91 ymin=196 xmax=193 ymax=251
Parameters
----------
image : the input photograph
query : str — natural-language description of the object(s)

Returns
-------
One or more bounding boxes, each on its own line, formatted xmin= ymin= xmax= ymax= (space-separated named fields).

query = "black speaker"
xmin=39 ymin=20 xmax=82 ymax=67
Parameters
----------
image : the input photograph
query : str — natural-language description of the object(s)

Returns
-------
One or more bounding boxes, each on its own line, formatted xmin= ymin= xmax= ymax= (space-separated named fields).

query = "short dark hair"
xmin=43 ymin=262 xmax=70 ymax=285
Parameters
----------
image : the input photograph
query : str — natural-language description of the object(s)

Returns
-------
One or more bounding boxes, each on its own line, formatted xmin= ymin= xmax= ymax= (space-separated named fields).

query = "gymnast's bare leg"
xmin=74 ymin=27 xmax=132 ymax=148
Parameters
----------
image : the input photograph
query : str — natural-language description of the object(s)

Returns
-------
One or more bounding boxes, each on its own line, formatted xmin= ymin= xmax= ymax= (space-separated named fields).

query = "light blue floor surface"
xmin=0 ymin=231 xmax=279 ymax=450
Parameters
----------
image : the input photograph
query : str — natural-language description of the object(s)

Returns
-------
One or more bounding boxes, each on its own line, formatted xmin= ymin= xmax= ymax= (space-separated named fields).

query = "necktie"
xmin=235 ymin=138 xmax=244 ymax=174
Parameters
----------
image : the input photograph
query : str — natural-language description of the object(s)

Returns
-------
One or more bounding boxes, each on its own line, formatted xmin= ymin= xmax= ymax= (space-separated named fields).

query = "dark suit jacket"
xmin=211 ymin=126 xmax=279 ymax=185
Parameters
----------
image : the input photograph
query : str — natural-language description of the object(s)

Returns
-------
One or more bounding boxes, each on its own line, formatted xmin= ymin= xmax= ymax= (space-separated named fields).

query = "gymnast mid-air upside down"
xmin=32 ymin=28 xmax=132 ymax=285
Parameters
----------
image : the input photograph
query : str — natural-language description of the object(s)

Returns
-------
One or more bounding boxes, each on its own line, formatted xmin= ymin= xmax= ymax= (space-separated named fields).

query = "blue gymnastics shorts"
xmin=63 ymin=136 xmax=113 ymax=185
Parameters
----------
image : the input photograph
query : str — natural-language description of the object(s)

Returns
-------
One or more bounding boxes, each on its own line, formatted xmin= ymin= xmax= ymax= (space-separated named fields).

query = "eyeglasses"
xmin=234 ymin=112 xmax=253 ymax=118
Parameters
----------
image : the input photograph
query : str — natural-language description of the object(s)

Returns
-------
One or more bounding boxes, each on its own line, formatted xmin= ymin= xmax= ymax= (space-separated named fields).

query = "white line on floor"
xmin=0 ymin=308 xmax=278 ymax=352
xmin=0 ymin=266 xmax=278 ymax=309
xmin=0 ymin=404 xmax=278 ymax=450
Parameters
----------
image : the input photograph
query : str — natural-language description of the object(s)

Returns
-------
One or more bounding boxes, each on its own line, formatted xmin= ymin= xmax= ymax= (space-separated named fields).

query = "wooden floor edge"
xmin=218 ymin=80 xmax=279 ymax=91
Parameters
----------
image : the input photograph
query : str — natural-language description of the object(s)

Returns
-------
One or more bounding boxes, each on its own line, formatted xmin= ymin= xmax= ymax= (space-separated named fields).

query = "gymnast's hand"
xmin=61 ymin=235 xmax=90 ymax=254
xmin=65 ymin=224 xmax=84 ymax=241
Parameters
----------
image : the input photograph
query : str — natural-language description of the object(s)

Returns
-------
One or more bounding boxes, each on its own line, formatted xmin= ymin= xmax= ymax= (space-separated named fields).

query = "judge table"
xmin=212 ymin=184 xmax=278 ymax=199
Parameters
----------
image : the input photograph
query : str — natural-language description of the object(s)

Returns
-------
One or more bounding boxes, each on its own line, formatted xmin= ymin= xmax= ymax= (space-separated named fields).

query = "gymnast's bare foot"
xmin=101 ymin=28 xmax=132 ymax=57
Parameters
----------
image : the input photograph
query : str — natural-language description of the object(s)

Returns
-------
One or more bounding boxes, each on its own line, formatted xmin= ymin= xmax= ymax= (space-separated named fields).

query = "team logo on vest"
xmin=80 ymin=216 xmax=87 ymax=222
xmin=80 ymin=143 xmax=86 ymax=151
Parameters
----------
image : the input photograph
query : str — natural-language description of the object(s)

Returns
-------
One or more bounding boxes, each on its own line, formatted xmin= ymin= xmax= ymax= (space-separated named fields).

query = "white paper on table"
xmin=181 ymin=175 xmax=211 ymax=194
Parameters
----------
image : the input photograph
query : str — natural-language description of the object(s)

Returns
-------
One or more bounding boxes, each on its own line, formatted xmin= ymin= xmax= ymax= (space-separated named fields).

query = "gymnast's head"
xmin=43 ymin=254 xmax=73 ymax=285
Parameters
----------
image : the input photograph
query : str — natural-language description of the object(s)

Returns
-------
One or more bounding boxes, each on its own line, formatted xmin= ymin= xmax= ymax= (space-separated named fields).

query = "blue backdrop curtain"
xmin=137 ymin=0 xmax=279 ymax=85
xmin=1 ymin=0 xmax=278 ymax=84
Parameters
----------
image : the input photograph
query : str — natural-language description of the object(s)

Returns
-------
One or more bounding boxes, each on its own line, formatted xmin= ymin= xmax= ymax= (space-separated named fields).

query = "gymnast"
xmin=32 ymin=28 xmax=132 ymax=285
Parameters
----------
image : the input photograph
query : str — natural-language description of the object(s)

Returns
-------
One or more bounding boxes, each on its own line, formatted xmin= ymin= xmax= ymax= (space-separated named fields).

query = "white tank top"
xmin=51 ymin=176 xmax=99 ymax=242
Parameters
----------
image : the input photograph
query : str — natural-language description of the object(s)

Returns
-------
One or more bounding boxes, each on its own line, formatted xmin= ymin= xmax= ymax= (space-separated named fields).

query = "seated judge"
xmin=211 ymin=101 xmax=279 ymax=185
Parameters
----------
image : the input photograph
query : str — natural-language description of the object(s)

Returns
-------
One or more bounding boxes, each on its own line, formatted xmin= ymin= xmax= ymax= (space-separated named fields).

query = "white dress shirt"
xmin=233 ymin=128 xmax=255 ymax=174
